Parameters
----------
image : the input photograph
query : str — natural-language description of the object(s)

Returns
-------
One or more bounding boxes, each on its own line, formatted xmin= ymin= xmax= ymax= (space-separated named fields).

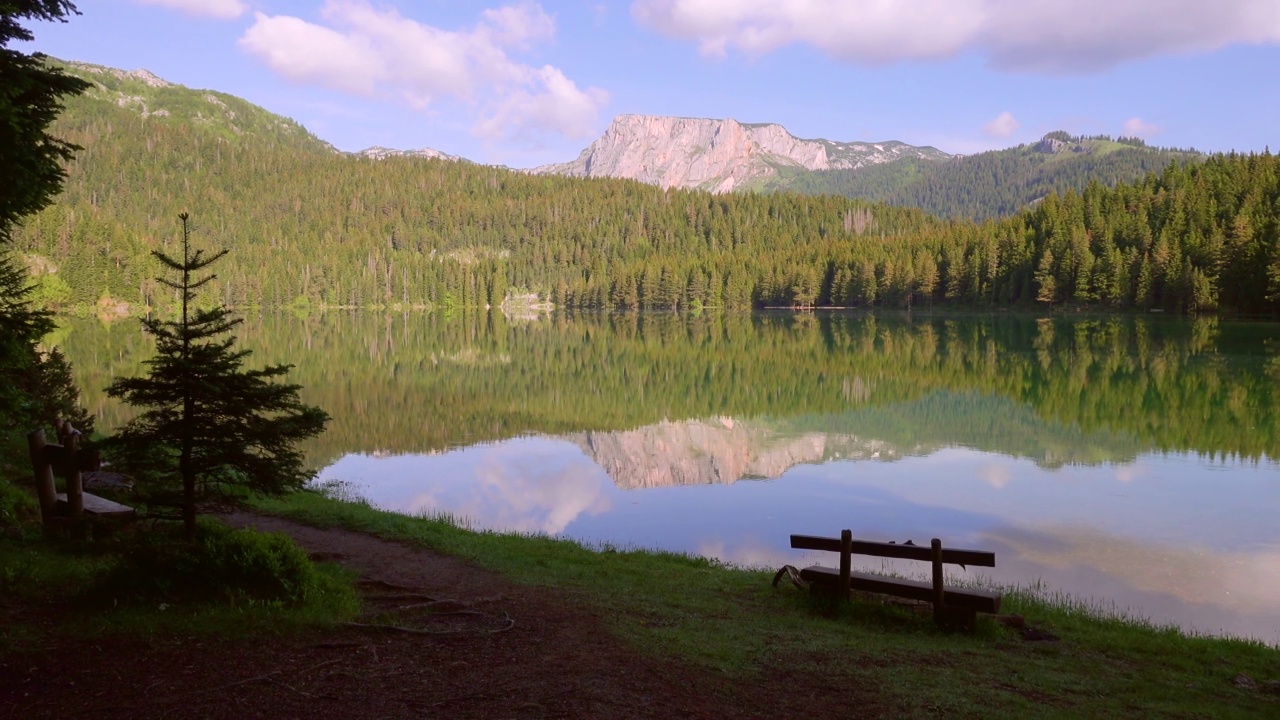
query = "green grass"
xmin=0 ymin=511 xmax=360 ymax=653
xmin=250 ymin=486 xmax=1280 ymax=718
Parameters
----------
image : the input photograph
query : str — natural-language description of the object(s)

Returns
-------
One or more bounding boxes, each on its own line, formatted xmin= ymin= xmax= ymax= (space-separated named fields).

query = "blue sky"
xmin=20 ymin=1 xmax=1280 ymax=167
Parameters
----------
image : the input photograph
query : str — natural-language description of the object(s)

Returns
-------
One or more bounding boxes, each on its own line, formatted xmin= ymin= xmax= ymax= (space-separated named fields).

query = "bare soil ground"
xmin=1 ymin=512 xmax=882 ymax=719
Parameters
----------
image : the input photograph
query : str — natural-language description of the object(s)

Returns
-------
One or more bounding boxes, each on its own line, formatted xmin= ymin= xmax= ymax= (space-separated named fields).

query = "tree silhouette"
xmin=0 ymin=1 xmax=90 ymax=468
xmin=107 ymin=214 xmax=328 ymax=540
xmin=0 ymin=1 xmax=90 ymax=240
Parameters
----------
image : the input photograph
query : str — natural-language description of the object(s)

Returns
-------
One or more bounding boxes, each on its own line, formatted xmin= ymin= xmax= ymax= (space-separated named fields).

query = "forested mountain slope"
xmin=12 ymin=60 xmax=1280 ymax=315
xmin=60 ymin=60 xmax=335 ymax=154
xmin=758 ymin=132 xmax=1202 ymax=220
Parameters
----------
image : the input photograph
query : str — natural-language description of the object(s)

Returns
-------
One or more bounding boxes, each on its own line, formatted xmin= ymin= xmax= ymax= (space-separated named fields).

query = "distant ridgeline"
xmin=12 ymin=60 xmax=1280 ymax=315
xmin=757 ymin=131 xmax=1203 ymax=221
xmin=59 ymin=313 xmax=1279 ymax=470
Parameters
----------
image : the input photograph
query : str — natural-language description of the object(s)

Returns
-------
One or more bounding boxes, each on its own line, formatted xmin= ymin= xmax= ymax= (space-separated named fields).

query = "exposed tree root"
xmin=344 ymin=612 xmax=515 ymax=636
xmin=381 ymin=599 xmax=474 ymax=613
xmin=356 ymin=578 xmax=426 ymax=593
xmin=772 ymin=564 xmax=808 ymax=590
xmin=363 ymin=592 xmax=440 ymax=603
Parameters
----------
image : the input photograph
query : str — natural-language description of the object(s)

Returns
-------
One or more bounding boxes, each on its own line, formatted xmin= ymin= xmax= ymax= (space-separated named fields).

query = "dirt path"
xmin=1 ymin=513 xmax=858 ymax=719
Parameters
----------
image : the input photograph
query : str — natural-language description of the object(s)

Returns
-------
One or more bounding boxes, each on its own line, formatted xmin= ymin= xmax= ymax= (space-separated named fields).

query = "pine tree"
xmin=0 ymin=251 xmax=91 ymax=460
xmin=106 ymin=214 xmax=328 ymax=540
xmin=1034 ymin=250 xmax=1057 ymax=304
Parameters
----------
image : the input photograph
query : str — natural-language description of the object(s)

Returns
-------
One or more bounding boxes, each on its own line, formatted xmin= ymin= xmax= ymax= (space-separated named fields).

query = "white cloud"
xmin=631 ymin=0 xmax=1280 ymax=73
xmin=479 ymin=3 xmax=556 ymax=49
xmin=1122 ymin=117 xmax=1163 ymax=138
xmin=239 ymin=1 xmax=608 ymax=144
xmin=982 ymin=111 xmax=1020 ymax=138
xmin=240 ymin=13 xmax=382 ymax=95
xmin=476 ymin=65 xmax=610 ymax=143
xmin=135 ymin=0 xmax=247 ymax=19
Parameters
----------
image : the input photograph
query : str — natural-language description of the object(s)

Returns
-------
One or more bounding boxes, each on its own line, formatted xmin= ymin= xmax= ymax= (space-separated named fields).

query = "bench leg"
xmin=839 ymin=529 xmax=852 ymax=604
xmin=931 ymin=538 xmax=946 ymax=626
xmin=938 ymin=606 xmax=978 ymax=630
xmin=808 ymin=581 xmax=842 ymax=611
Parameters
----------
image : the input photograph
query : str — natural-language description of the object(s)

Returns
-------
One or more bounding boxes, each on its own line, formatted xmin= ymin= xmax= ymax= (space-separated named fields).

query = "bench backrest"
xmin=790 ymin=534 xmax=996 ymax=567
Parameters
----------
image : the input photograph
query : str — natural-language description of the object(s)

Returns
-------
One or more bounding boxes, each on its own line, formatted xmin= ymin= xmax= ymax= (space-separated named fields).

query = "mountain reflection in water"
xmin=318 ymin=420 xmax=1280 ymax=647
xmin=56 ymin=311 xmax=1280 ymax=644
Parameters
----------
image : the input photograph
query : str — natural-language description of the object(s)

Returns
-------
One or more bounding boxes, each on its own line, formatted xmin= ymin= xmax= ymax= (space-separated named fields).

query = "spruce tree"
xmin=0 ymin=1 xmax=91 ymax=472
xmin=0 ymin=2 xmax=90 ymax=240
xmin=106 ymin=214 xmax=328 ymax=540
xmin=0 ymin=251 xmax=90 ymax=463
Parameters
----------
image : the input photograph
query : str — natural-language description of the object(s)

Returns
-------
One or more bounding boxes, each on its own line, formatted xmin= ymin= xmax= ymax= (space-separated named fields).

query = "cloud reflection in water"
xmin=316 ymin=436 xmax=613 ymax=535
xmin=318 ymin=431 xmax=1280 ymax=645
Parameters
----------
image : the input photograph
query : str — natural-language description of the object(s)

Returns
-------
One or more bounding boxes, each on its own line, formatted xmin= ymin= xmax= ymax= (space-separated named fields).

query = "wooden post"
xmin=64 ymin=432 xmax=85 ymax=520
xmin=931 ymin=538 xmax=945 ymax=626
xmin=839 ymin=529 xmax=852 ymax=603
xmin=27 ymin=429 xmax=57 ymax=533
xmin=64 ymin=430 xmax=85 ymax=538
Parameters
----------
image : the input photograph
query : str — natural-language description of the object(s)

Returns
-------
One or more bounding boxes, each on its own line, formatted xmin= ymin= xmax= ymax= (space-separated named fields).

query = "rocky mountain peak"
xmin=357 ymin=146 xmax=463 ymax=162
xmin=533 ymin=114 xmax=950 ymax=193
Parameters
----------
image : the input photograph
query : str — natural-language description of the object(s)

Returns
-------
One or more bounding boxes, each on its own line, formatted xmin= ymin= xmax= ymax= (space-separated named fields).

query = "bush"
xmin=97 ymin=519 xmax=343 ymax=607
xmin=0 ymin=479 xmax=39 ymax=534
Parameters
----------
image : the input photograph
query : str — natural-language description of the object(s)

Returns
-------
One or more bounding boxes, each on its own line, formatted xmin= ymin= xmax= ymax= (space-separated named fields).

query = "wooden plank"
xmin=790 ymin=534 xmax=996 ymax=567
xmin=56 ymin=492 xmax=136 ymax=520
xmin=800 ymin=566 xmax=1002 ymax=614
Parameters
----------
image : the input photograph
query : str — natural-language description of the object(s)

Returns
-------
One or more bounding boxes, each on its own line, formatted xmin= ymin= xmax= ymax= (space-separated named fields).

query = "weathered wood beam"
xmin=790 ymin=534 xmax=996 ymax=567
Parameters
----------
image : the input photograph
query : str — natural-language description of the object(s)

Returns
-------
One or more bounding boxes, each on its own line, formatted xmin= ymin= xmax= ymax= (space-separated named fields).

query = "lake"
xmin=56 ymin=310 xmax=1280 ymax=644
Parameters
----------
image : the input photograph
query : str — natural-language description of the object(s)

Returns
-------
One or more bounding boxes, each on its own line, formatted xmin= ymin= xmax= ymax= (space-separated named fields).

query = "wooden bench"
xmin=28 ymin=425 xmax=136 ymax=537
xmin=791 ymin=529 xmax=1001 ymax=627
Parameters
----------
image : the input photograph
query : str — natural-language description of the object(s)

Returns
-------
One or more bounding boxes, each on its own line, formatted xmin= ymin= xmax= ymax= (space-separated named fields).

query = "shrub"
xmin=97 ymin=519 xmax=342 ymax=607
xmin=0 ymin=479 xmax=39 ymax=534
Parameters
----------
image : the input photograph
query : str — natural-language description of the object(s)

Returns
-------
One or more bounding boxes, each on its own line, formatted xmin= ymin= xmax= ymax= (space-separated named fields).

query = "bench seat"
xmin=55 ymin=491 xmax=136 ymax=520
xmin=801 ymin=565 xmax=1002 ymax=614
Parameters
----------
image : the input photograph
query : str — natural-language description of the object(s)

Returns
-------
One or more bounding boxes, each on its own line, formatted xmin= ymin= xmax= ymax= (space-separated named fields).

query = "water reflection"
xmin=568 ymin=417 xmax=899 ymax=489
xmin=324 ymin=419 xmax=1280 ymax=646
xmin=53 ymin=311 xmax=1280 ymax=643
xmin=317 ymin=437 xmax=612 ymax=535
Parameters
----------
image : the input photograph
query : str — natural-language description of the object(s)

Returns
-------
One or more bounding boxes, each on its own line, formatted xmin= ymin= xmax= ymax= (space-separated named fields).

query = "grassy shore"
xmin=247 ymin=487 xmax=1279 ymax=719
xmin=0 ymin=542 xmax=357 ymax=644
xmin=0 ymin=501 xmax=360 ymax=654
xmin=3 ymin=482 xmax=1276 ymax=718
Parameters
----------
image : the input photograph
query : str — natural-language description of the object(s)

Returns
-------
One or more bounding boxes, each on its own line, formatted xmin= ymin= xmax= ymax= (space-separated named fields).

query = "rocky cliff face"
xmin=533 ymin=114 xmax=950 ymax=193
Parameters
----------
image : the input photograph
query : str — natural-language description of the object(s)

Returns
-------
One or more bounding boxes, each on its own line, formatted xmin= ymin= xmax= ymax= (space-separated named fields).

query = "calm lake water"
xmin=56 ymin=311 xmax=1280 ymax=644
